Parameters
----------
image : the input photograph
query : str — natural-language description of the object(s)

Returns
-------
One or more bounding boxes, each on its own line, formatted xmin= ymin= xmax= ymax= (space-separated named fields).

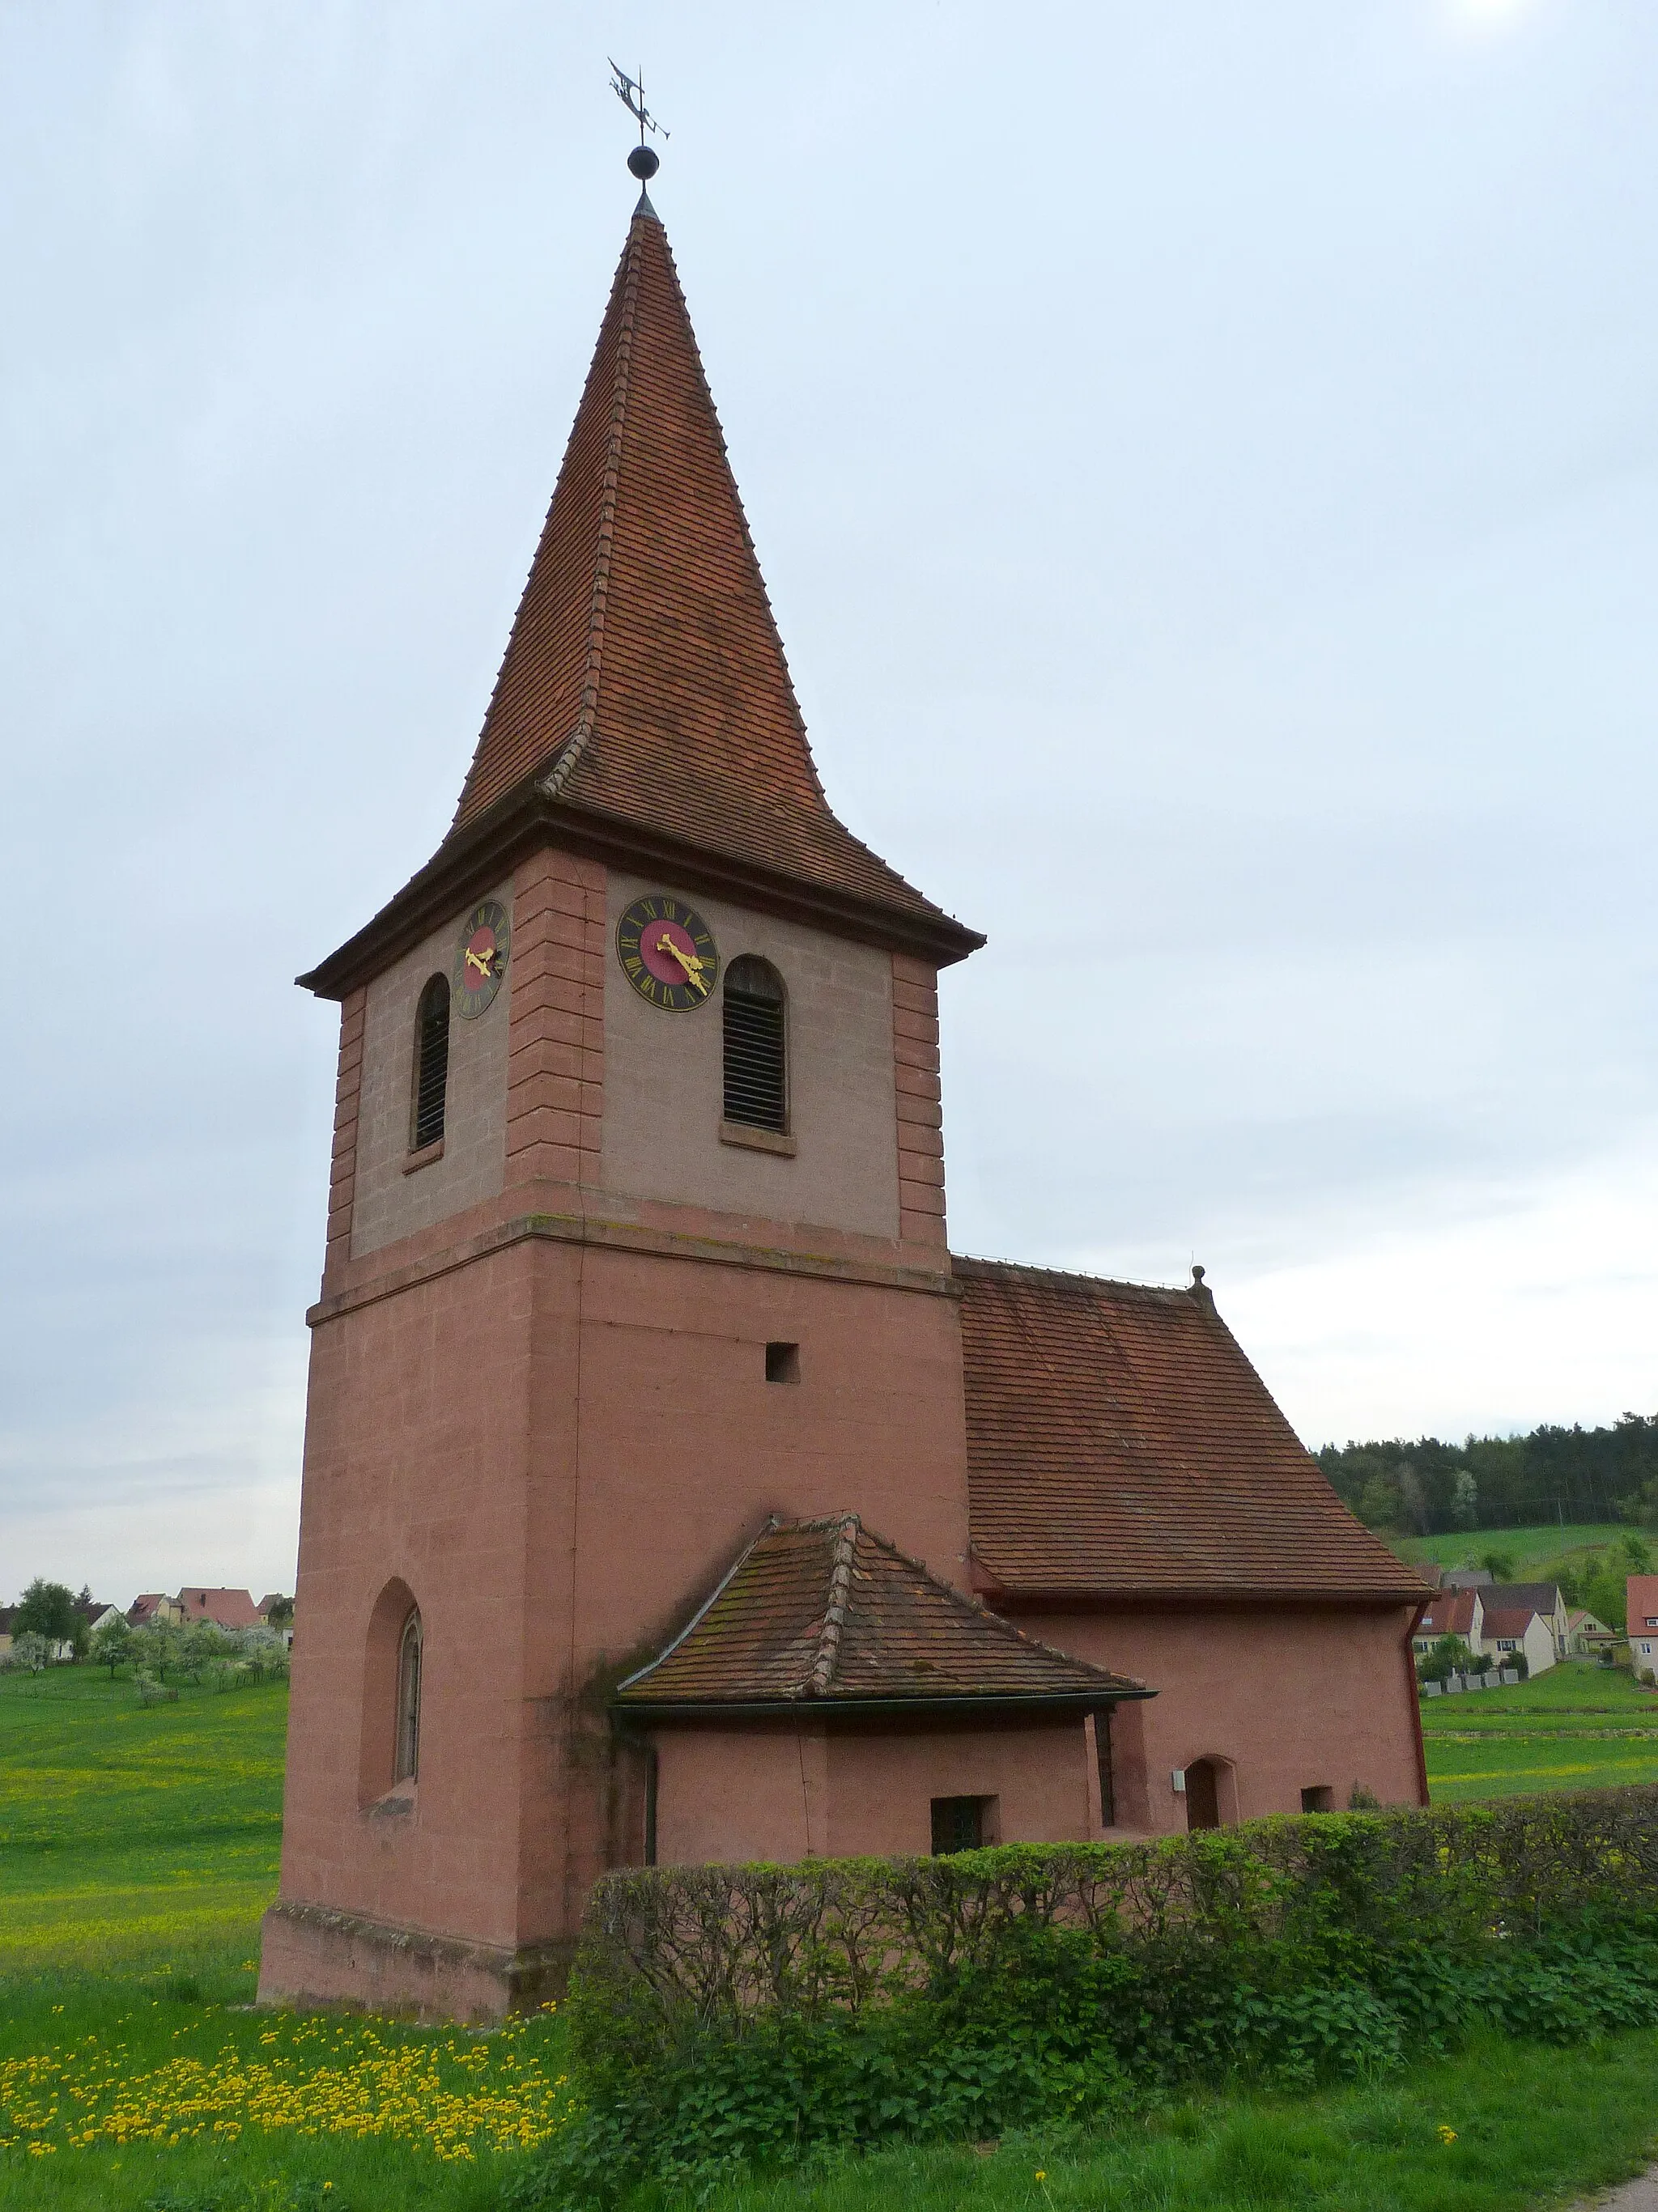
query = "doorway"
xmin=1184 ymin=1756 xmax=1235 ymax=1830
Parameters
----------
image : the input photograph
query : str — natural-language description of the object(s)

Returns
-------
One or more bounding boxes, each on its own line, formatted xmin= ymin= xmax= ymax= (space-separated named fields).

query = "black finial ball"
xmin=627 ymin=144 xmax=660 ymax=181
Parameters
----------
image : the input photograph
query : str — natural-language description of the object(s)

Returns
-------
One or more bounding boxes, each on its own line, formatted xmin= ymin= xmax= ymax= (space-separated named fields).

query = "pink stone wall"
xmin=1017 ymin=1605 xmax=1426 ymax=1830
xmin=506 ymin=849 xmax=606 ymax=1192
xmin=350 ymin=882 xmax=514 ymax=1258
xmin=891 ymin=955 xmax=946 ymax=1249
xmin=270 ymin=1216 xmax=976 ymax=1985
xmin=653 ymin=1715 xmax=1095 ymax=1866
xmin=602 ymin=869 xmax=901 ymax=1241
xmin=271 ymin=1237 xmax=551 ymax=1965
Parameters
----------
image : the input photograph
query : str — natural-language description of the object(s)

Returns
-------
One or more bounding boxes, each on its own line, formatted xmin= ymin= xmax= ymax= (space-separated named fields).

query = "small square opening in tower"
xmin=1300 ymin=1785 xmax=1334 ymax=1814
xmin=765 ymin=1341 xmax=800 ymax=1385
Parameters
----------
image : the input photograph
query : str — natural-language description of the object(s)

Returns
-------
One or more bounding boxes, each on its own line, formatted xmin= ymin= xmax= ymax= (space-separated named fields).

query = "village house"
xmin=1478 ymin=1604 xmax=1558 ymax=1678
xmin=258 ymin=161 xmax=1431 ymax=2022
xmin=1485 ymin=1582 xmax=1570 ymax=1664
xmin=1629 ymin=1575 xmax=1658 ymax=1682
xmin=176 ymin=1589 xmax=266 ymax=1632
xmin=125 ymin=1590 xmax=291 ymax=1640
xmin=1567 ymin=1607 xmax=1618 ymax=1657
xmin=1413 ymin=1587 xmax=1483 ymax=1660
xmin=128 ymin=1594 xmax=182 ymax=1628
xmin=1412 ymin=1582 xmax=1565 ymax=1678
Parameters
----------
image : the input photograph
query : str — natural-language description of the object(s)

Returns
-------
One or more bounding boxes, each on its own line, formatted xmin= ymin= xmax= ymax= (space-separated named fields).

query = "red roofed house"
xmin=176 ymin=1589 xmax=265 ymax=1632
xmin=258 ymin=162 xmax=1431 ymax=2021
xmin=1630 ymin=1576 xmax=1658 ymax=1682
xmin=1412 ymin=1588 xmax=1483 ymax=1661
xmin=127 ymin=1594 xmax=181 ymax=1628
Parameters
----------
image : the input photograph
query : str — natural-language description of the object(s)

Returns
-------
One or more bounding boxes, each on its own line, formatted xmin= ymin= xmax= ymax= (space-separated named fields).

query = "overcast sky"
xmin=3 ymin=0 xmax=1655 ymax=1604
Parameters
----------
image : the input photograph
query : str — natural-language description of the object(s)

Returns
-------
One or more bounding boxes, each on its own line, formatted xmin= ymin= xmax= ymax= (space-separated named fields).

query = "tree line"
xmin=1316 ymin=1412 xmax=1658 ymax=1539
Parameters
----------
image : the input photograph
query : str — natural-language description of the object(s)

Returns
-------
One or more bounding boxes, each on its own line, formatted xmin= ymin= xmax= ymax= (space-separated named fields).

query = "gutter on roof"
xmin=612 ymin=1688 xmax=1156 ymax=1722
xmin=982 ymin=1582 xmax=1431 ymax=1610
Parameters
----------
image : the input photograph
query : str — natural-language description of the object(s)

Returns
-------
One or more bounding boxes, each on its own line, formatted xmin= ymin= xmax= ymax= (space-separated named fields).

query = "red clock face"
xmin=453 ymin=899 xmax=509 ymax=1017
xmin=617 ymin=894 xmax=719 ymax=1011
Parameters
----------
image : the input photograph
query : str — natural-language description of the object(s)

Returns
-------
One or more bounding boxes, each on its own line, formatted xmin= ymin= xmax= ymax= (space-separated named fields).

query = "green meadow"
xmin=1396 ymin=1522 xmax=1627 ymax=1573
xmin=1420 ymin=1655 xmax=1658 ymax=1801
xmin=0 ymin=1664 xmax=286 ymax=1972
xmin=3 ymin=1664 xmax=1658 ymax=2210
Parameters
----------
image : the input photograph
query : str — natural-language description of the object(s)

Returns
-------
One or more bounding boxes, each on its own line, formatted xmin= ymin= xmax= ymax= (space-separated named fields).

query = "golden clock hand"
xmin=657 ymin=934 xmax=709 ymax=993
xmin=464 ymin=946 xmax=495 ymax=977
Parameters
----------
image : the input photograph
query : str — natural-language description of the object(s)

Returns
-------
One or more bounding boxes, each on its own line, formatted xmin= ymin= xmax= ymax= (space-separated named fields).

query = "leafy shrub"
xmin=510 ymin=1787 xmax=1658 ymax=2206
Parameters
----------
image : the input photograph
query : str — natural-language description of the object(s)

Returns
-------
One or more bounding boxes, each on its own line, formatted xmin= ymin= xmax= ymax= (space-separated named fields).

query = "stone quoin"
xmin=258 ymin=167 xmax=1431 ymax=2022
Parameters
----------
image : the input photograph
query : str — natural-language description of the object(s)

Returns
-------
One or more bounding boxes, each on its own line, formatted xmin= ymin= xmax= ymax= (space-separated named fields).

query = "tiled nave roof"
xmin=957 ymin=1259 xmax=1429 ymax=1605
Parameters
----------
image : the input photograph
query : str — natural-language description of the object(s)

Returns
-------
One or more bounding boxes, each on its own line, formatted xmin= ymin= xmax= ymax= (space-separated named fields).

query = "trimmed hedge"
xmin=511 ymin=1789 xmax=1658 ymax=2205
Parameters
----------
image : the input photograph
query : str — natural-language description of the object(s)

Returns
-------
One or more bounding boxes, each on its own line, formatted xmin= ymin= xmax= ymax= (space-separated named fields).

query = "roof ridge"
xmin=952 ymin=1254 xmax=1202 ymax=1304
xmin=806 ymin=1513 xmax=860 ymax=1695
xmin=534 ymin=212 xmax=646 ymax=808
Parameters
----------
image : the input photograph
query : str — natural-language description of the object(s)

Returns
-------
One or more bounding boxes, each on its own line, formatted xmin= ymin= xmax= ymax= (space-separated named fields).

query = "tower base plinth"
xmin=257 ymin=1900 xmax=572 ymax=2023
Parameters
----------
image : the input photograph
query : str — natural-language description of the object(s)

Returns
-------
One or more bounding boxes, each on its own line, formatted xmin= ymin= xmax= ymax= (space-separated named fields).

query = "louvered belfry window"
xmin=412 ymin=975 xmax=450 ymax=1149
xmin=722 ymin=956 xmax=787 ymax=1132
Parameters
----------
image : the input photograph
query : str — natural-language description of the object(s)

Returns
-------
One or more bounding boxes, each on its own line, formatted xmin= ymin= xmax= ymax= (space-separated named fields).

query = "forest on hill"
xmin=1316 ymin=1412 xmax=1658 ymax=1539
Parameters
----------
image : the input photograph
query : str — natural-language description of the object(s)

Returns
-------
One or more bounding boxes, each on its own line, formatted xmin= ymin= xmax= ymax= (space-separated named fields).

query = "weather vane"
xmin=609 ymin=61 xmax=668 ymax=182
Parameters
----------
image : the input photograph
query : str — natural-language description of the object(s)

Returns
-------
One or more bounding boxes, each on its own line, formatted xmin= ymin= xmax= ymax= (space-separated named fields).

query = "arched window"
xmin=722 ymin=957 xmax=787 ymax=1133
xmin=411 ymin=975 xmax=450 ymax=1150
xmin=394 ymin=1609 xmax=423 ymax=1783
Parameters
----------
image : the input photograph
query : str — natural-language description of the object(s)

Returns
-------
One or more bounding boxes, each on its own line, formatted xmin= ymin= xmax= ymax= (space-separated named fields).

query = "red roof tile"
xmin=449 ymin=200 xmax=965 ymax=933
xmin=1630 ymin=1575 xmax=1658 ymax=1629
xmin=957 ymin=1260 xmax=1429 ymax=1604
xmin=1480 ymin=1607 xmax=1538 ymax=1639
xmin=1418 ymin=1591 xmax=1478 ymax=1638
xmin=175 ymin=1588 xmax=263 ymax=1631
xmin=616 ymin=1514 xmax=1146 ymax=1712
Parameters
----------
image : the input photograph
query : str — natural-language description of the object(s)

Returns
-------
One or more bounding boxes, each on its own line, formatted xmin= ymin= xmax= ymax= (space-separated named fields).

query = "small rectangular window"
xmin=765 ymin=1341 xmax=800 ymax=1384
xmin=931 ymin=1795 xmax=993 ymax=1854
xmin=1300 ymin=1785 xmax=1333 ymax=1814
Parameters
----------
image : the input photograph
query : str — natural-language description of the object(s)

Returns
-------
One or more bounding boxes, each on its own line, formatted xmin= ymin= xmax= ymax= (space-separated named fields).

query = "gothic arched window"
xmin=394 ymin=1608 xmax=423 ymax=1783
xmin=722 ymin=957 xmax=787 ymax=1133
xmin=411 ymin=975 xmax=450 ymax=1150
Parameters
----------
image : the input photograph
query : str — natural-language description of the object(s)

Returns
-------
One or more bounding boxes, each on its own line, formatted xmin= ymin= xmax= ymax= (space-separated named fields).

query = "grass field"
xmin=699 ymin=2036 xmax=1658 ymax=2212
xmin=0 ymin=1664 xmax=287 ymax=1972
xmin=0 ymin=1669 xmax=568 ymax=2209
xmin=1395 ymin=1522 xmax=1628 ymax=1573
xmin=1420 ymin=1654 xmax=1658 ymax=1801
xmin=5 ymin=1665 xmax=1658 ymax=2209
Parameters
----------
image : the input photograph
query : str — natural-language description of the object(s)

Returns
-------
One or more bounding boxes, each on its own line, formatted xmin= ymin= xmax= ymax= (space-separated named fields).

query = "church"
xmin=259 ymin=160 xmax=1430 ymax=2023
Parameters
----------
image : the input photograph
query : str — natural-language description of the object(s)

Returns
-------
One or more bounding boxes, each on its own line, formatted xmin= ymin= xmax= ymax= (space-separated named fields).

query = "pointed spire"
xmin=448 ymin=203 xmax=971 ymax=941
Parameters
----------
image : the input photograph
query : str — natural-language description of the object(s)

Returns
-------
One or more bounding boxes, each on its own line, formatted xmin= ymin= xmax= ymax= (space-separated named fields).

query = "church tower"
xmin=259 ymin=176 xmax=990 ymax=2016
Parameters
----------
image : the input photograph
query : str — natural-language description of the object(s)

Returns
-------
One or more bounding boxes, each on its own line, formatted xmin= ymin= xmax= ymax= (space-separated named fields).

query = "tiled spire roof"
xmin=615 ymin=1514 xmax=1147 ymax=1713
xmin=297 ymin=193 xmax=980 ymax=999
xmin=957 ymin=1259 xmax=1431 ymax=1604
xmin=447 ymin=197 xmax=961 ymax=933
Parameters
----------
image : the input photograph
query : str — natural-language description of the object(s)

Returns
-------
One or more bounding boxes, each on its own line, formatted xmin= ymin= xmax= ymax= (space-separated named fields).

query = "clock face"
xmin=617 ymin=894 xmax=720 ymax=1012
xmin=453 ymin=899 xmax=510 ymax=1017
